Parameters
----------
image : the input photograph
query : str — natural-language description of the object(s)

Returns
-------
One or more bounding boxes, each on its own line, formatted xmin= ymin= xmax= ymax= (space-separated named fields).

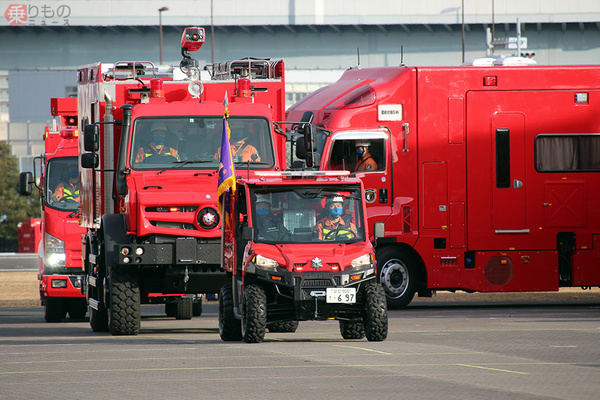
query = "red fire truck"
xmin=19 ymin=98 xmax=88 ymax=322
xmin=219 ymin=171 xmax=387 ymax=343
xmin=287 ymin=62 xmax=600 ymax=308
xmin=79 ymin=27 xmax=287 ymax=334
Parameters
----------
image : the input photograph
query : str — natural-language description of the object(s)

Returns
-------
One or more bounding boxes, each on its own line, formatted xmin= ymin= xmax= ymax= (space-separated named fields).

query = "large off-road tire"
xmin=108 ymin=267 xmax=141 ymax=336
xmin=175 ymin=297 xmax=193 ymax=320
xmin=267 ymin=321 xmax=299 ymax=333
xmin=68 ymin=298 xmax=88 ymax=319
xmin=363 ymin=281 xmax=388 ymax=342
xmin=44 ymin=298 xmax=67 ymax=322
xmin=241 ymin=284 xmax=267 ymax=343
xmin=377 ymin=247 xmax=417 ymax=309
xmin=339 ymin=320 xmax=365 ymax=339
xmin=218 ymin=283 xmax=242 ymax=341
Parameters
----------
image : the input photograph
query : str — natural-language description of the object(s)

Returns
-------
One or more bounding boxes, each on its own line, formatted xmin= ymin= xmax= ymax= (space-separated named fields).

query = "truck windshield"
xmin=130 ymin=117 xmax=275 ymax=170
xmin=250 ymin=186 xmax=365 ymax=244
xmin=45 ymin=156 xmax=79 ymax=211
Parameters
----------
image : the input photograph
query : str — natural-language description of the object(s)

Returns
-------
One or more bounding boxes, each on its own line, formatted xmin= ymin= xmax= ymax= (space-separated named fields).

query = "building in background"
xmin=1 ymin=0 xmax=599 ymax=165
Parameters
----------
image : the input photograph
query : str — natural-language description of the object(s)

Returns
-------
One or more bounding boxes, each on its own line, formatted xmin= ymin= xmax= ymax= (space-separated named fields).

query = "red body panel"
xmin=287 ymin=64 xmax=600 ymax=295
xmin=36 ymin=110 xmax=87 ymax=301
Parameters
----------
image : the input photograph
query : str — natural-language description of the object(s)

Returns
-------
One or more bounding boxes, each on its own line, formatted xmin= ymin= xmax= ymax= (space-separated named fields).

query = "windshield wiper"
xmin=157 ymin=160 xmax=212 ymax=175
xmin=233 ymin=161 xmax=271 ymax=166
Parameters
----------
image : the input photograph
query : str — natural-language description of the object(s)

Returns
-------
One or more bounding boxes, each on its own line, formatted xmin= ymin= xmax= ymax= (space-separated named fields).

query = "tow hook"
xmin=310 ymin=290 xmax=326 ymax=318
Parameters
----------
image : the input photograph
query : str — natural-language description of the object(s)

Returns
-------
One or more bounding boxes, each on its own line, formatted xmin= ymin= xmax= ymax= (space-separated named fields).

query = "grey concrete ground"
xmin=1 ymin=301 xmax=599 ymax=400
xmin=0 ymin=253 xmax=37 ymax=272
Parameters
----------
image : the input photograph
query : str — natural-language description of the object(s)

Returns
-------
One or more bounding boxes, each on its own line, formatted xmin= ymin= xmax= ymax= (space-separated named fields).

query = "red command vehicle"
xmin=219 ymin=171 xmax=387 ymax=343
xmin=79 ymin=27 xmax=287 ymax=335
xmin=287 ymin=63 xmax=600 ymax=308
xmin=19 ymin=98 xmax=88 ymax=322
xmin=17 ymin=218 xmax=41 ymax=253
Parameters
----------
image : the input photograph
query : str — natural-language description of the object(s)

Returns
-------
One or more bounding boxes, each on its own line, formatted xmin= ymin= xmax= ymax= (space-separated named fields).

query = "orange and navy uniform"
xmin=215 ymin=140 xmax=260 ymax=162
xmin=52 ymin=181 xmax=80 ymax=202
xmin=314 ymin=217 xmax=357 ymax=240
xmin=135 ymin=143 xmax=179 ymax=163
xmin=355 ymin=155 xmax=377 ymax=172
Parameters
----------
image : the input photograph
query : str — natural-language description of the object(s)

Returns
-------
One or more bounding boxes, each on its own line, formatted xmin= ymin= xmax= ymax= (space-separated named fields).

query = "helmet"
xmin=256 ymin=194 xmax=271 ymax=206
xmin=325 ymin=194 xmax=344 ymax=206
xmin=151 ymin=122 xmax=168 ymax=133
xmin=355 ymin=141 xmax=371 ymax=147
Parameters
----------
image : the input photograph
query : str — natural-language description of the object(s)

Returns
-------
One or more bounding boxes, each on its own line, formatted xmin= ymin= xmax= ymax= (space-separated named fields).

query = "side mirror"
xmin=83 ymin=124 xmax=99 ymax=152
xmin=19 ymin=172 xmax=33 ymax=196
xmin=81 ymin=153 xmax=99 ymax=169
xmin=373 ymin=222 xmax=385 ymax=240
xmin=305 ymin=151 xmax=321 ymax=169
xmin=302 ymin=124 xmax=316 ymax=152
xmin=242 ymin=226 xmax=254 ymax=241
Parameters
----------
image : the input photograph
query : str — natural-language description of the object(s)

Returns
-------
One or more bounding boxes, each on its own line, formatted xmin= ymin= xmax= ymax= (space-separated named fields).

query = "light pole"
xmin=158 ymin=6 xmax=169 ymax=65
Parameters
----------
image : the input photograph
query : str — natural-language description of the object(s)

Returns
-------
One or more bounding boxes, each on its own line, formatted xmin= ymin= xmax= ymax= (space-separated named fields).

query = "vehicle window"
xmin=46 ymin=157 xmax=79 ymax=211
xmin=250 ymin=187 xmax=365 ymax=244
xmin=130 ymin=117 xmax=275 ymax=170
xmin=328 ymin=138 xmax=385 ymax=173
xmin=535 ymin=134 xmax=600 ymax=172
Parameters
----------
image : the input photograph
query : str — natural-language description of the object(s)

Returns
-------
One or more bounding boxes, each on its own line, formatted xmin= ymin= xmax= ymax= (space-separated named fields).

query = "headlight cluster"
xmin=45 ymin=233 xmax=65 ymax=269
xmin=350 ymin=253 xmax=373 ymax=271
xmin=254 ymin=254 xmax=279 ymax=271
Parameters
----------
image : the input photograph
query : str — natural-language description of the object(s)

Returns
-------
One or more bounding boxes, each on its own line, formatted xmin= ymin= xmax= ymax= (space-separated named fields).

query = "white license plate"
xmin=326 ymin=287 xmax=356 ymax=304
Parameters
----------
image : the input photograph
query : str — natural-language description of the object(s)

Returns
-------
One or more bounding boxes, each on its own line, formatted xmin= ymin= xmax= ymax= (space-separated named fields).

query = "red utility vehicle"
xmin=79 ymin=27 xmax=287 ymax=334
xmin=287 ymin=63 xmax=600 ymax=307
xmin=218 ymin=171 xmax=387 ymax=343
xmin=17 ymin=218 xmax=41 ymax=253
xmin=19 ymin=98 xmax=88 ymax=322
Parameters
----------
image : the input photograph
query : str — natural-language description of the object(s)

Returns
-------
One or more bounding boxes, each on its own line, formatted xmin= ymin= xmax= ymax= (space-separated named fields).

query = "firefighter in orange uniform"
xmin=135 ymin=122 xmax=179 ymax=163
xmin=314 ymin=194 xmax=357 ymax=241
xmin=52 ymin=165 xmax=80 ymax=203
xmin=215 ymin=130 xmax=261 ymax=163
xmin=354 ymin=141 xmax=377 ymax=172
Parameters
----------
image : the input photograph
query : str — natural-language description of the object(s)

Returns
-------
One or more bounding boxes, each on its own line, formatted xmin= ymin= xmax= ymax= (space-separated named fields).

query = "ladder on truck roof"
xmin=207 ymin=58 xmax=283 ymax=81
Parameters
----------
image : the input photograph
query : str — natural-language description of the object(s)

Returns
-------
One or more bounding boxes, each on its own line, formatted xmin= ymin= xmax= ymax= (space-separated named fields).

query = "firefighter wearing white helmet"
xmin=254 ymin=193 xmax=290 ymax=241
xmin=314 ymin=194 xmax=357 ymax=241
xmin=354 ymin=140 xmax=377 ymax=172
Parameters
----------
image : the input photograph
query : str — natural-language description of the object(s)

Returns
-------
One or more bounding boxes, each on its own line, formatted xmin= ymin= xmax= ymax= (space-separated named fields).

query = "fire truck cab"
xmin=288 ymin=64 xmax=600 ymax=308
xmin=219 ymin=171 xmax=388 ymax=343
xmin=79 ymin=27 xmax=287 ymax=335
xmin=19 ymin=98 xmax=87 ymax=322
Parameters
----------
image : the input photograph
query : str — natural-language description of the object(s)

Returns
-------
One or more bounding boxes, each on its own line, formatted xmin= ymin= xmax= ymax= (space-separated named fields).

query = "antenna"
xmin=400 ymin=45 xmax=404 ymax=66
xmin=357 ymin=47 xmax=360 ymax=69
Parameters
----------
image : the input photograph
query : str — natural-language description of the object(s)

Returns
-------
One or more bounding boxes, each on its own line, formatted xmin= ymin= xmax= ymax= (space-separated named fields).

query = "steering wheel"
xmin=324 ymin=228 xmax=357 ymax=241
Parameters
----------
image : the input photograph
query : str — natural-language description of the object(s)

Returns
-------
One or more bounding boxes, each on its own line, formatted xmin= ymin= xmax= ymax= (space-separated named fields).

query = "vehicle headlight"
xmin=350 ymin=253 xmax=372 ymax=271
xmin=45 ymin=233 xmax=65 ymax=269
xmin=254 ymin=254 xmax=279 ymax=271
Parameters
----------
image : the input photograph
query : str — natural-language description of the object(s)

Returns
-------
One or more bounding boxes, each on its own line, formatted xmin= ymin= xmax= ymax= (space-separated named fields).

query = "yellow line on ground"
xmin=333 ymin=345 xmax=392 ymax=355
xmin=457 ymin=363 xmax=529 ymax=375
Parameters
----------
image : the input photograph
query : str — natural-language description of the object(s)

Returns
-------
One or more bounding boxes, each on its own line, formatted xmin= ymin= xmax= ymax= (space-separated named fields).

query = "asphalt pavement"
xmin=1 ymin=301 xmax=599 ymax=399
xmin=0 ymin=253 xmax=37 ymax=272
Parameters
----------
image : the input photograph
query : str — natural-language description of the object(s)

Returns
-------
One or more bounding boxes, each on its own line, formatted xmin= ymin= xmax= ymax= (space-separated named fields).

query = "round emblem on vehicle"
xmin=197 ymin=207 xmax=220 ymax=229
xmin=365 ymin=189 xmax=377 ymax=203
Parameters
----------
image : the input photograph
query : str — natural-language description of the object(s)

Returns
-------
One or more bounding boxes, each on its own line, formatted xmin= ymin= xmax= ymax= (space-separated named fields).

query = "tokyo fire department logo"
xmin=202 ymin=212 xmax=215 ymax=226
xmin=365 ymin=189 xmax=377 ymax=203
xmin=311 ymin=257 xmax=322 ymax=270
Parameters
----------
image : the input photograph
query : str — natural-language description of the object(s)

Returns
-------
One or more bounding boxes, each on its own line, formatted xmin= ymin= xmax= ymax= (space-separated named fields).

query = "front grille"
xmin=150 ymin=221 xmax=197 ymax=230
xmin=302 ymin=279 xmax=332 ymax=287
